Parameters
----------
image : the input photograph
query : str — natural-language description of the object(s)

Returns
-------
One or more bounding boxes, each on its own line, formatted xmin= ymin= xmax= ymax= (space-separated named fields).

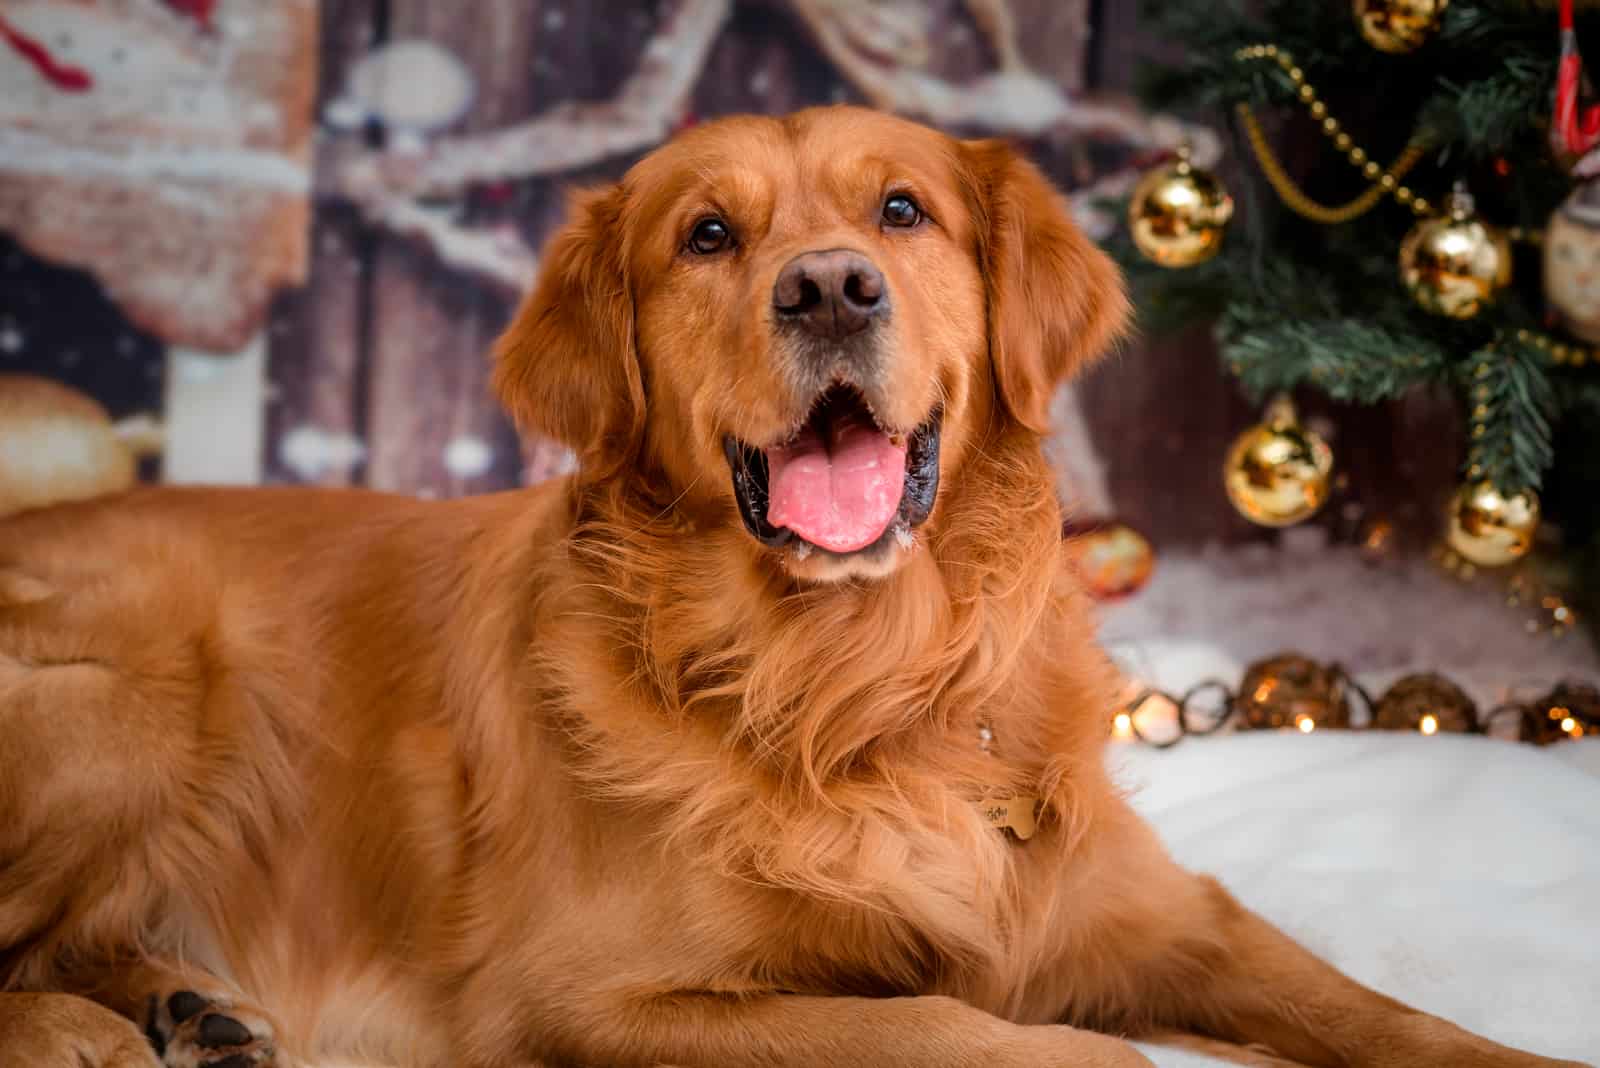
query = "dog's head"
xmin=494 ymin=106 xmax=1127 ymax=581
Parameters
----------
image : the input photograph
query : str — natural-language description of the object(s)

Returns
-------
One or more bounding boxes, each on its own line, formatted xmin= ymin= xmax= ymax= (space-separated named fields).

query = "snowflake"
xmin=544 ymin=8 xmax=565 ymax=30
xmin=0 ymin=324 xmax=22 ymax=355
xmin=443 ymin=435 xmax=494 ymax=479
xmin=279 ymin=426 xmax=366 ymax=482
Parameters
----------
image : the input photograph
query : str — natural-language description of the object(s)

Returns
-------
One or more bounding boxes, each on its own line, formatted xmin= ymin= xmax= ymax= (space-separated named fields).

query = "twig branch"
xmin=788 ymin=0 xmax=1216 ymax=150
xmin=362 ymin=197 xmax=538 ymax=294
xmin=327 ymin=0 xmax=732 ymax=203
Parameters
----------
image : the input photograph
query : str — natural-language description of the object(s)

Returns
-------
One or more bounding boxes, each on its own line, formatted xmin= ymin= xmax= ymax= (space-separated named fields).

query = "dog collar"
xmin=976 ymin=719 xmax=1042 ymax=839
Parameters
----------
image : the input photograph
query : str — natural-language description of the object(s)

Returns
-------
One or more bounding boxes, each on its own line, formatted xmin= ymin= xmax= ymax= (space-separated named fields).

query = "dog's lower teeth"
xmin=792 ymin=541 xmax=812 ymax=560
xmin=894 ymin=526 xmax=914 ymax=550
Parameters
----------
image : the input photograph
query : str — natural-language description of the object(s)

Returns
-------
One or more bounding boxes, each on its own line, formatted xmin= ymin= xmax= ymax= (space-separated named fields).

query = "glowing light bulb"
xmin=1112 ymin=712 xmax=1133 ymax=739
xmin=1296 ymin=715 xmax=1315 ymax=734
xmin=1420 ymin=714 xmax=1439 ymax=736
xmin=1562 ymin=716 xmax=1578 ymax=733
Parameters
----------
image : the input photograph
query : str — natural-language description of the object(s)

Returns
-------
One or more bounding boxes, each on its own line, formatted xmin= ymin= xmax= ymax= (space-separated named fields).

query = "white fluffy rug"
xmin=1119 ymin=733 xmax=1600 ymax=1066
xmin=1098 ymin=544 xmax=1599 ymax=1065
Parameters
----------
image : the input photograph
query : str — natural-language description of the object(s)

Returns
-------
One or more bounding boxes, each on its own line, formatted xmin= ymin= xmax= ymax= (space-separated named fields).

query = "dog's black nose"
xmin=772 ymin=249 xmax=886 ymax=340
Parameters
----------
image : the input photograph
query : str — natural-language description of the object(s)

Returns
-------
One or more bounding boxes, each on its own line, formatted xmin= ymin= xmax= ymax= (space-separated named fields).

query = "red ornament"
xmin=1062 ymin=518 xmax=1156 ymax=602
xmin=0 ymin=13 xmax=93 ymax=92
xmin=162 ymin=0 xmax=217 ymax=32
xmin=1553 ymin=0 xmax=1600 ymax=163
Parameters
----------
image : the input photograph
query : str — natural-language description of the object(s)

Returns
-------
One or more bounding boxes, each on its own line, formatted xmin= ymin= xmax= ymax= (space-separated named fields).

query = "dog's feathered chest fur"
xmin=501 ymin=470 xmax=1121 ymax=1017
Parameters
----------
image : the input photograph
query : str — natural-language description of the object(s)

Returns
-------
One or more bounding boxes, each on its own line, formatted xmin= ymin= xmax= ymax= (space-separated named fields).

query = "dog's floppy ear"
xmin=492 ymin=185 xmax=643 ymax=478
xmin=962 ymin=139 xmax=1130 ymax=435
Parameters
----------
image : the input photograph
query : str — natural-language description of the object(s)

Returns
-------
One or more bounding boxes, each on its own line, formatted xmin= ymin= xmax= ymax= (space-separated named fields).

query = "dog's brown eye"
xmin=688 ymin=218 xmax=732 ymax=254
xmin=882 ymin=194 xmax=922 ymax=228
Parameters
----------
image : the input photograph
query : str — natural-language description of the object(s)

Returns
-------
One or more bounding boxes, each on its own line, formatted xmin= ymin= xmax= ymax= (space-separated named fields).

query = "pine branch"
xmin=1462 ymin=340 xmax=1557 ymax=493
xmin=1222 ymin=317 xmax=1452 ymax=403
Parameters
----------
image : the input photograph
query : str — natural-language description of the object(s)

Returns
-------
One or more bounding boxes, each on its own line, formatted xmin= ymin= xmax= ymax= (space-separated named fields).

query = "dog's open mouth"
xmin=722 ymin=385 xmax=941 ymax=556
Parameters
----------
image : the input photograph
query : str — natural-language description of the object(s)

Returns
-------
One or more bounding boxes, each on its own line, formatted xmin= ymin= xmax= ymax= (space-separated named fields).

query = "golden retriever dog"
xmin=0 ymin=106 xmax=1585 ymax=1068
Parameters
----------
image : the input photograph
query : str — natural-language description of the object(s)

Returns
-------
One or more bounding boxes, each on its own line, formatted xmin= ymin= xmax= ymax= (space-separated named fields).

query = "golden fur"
xmin=0 ymin=107 xmax=1584 ymax=1068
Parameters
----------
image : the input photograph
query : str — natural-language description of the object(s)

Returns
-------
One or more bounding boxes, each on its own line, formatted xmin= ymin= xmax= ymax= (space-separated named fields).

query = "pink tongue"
xmin=766 ymin=416 xmax=907 ymax=553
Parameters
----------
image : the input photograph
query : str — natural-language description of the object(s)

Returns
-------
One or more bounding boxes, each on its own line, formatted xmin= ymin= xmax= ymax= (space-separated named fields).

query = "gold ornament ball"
xmin=1372 ymin=673 xmax=1477 ymax=734
xmin=1398 ymin=190 xmax=1511 ymax=319
xmin=1445 ymin=481 xmax=1540 ymax=567
xmin=1353 ymin=0 xmax=1450 ymax=54
xmin=0 ymin=374 xmax=137 ymax=519
xmin=1127 ymin=150 xmax=1234 ymax=268
xmin=1223 ymin=399 xmax=1334 ymax=527
xmin=1238 ymin=655 xmax=1351 ymax=732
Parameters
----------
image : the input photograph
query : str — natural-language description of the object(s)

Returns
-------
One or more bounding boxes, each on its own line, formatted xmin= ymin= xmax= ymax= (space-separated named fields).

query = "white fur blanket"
xmin=1117 ymin=733 xmax=1600 ymax=1066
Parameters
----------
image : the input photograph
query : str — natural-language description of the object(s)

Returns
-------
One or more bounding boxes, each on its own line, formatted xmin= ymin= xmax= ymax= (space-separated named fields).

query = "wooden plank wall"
xmin=263 ymin=0 xmax=1461 ymax=547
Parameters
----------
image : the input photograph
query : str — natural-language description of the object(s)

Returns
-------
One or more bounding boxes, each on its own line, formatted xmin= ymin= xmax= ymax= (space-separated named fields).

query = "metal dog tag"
xmin=979 ymin=796 xmax=1043 ymax=841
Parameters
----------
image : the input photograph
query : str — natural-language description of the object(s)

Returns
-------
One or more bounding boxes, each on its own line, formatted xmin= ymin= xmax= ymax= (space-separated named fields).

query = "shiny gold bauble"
xmin=1223 ymin=396 xmax=1334 ymax=527
xmin=1128 ymin=147 xmax=1234 ymax=268
xmin=1372 ymin=673 xmax=1478 ymax=734
xmin=1398 ymin=188 xmax=1511 ymax=319
xmin=0 ymin=375 xmax=137 ymax=518
xmin=1238 ymin=654 xmax=1351 ymax=732
xmin=1353 ymin=0 xmax=1450 ymax=53
xmin=1444 ymin=481 xmax=1540 ymax=567
xmin=1519 ymin=682 xmax=1600 ymax=745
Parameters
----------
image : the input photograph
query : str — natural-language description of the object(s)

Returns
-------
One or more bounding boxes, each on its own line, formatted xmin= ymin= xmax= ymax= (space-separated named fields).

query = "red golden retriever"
xmin=0 ymin=106 xmax=1585 ymax=1068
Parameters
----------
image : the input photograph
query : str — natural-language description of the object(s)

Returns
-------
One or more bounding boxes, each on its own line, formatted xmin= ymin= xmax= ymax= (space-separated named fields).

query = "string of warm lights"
xmin=1111 ymin=654 xmax=1598 ymax=749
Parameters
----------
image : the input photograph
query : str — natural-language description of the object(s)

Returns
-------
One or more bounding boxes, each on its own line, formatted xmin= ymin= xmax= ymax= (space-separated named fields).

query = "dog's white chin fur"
xmin=778 ymin=530 xmax=917 ymax=583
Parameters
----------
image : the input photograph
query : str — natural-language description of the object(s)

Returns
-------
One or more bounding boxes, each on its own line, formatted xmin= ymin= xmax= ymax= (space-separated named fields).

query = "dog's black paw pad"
xmin=196 ymin=1014 xmax=253 ymax=1048
xmin=142 ymin=989 xmax=277 ymax=1068
xmin=167 ymin=991 xmax=208 ymax=1025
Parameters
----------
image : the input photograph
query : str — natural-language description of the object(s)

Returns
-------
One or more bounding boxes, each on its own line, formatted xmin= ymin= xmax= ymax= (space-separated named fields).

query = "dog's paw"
xmin=0 ymin=992 xmax=161 ymax=1068
xmin=142 ymin=990 xmax=277 ymax=1068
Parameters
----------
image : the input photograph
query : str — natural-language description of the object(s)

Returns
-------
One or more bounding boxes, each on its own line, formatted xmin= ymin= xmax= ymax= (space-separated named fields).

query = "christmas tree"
xmin=1107 ymin=0 xmax=1600 ymax=634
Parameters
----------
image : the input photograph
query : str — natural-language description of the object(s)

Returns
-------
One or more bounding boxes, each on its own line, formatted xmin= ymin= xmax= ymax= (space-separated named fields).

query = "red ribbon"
xmin=1554 ymin=0 xmax=1600 ymax=158
xmin=0 ymin=13 xmax=93 ymax=92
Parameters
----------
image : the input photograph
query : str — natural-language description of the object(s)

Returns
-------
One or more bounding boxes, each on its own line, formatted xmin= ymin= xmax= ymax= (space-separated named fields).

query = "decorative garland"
xmin=1234 ymin=45 xmax=1435 ymax=222
xmin=1112 ymin=654 xmax=1598 ymax=748
xmin=1511 ymin=326 xmax=1598 ymax=368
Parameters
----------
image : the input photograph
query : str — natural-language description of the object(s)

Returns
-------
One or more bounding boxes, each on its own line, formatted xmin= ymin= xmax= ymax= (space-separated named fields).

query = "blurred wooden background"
xmin=0 ymin=0 xmax=1463 ymax=546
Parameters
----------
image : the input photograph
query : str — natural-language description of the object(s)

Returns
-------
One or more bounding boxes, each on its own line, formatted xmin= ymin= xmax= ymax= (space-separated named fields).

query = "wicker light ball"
xmin=1371 ymin=673 xmax=1478 ymax=734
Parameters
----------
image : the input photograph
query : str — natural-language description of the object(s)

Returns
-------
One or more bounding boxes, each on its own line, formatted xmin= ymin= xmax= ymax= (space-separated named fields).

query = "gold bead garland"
xmin=1512 ymin=327 xmax=1596 ymax=368
xmin=1110 ymin=655 xmax=1599 ymax=747
xmin=1234 ymin=44 xmax=1432 ymax=223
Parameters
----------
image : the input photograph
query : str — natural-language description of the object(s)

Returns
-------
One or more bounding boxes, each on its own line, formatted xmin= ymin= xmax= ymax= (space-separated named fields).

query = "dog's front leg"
xmin=554 ymin=991 xmax=1154 ymax=1068
xmin=1084 ymin=820 xmax=1589 ymax=1068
